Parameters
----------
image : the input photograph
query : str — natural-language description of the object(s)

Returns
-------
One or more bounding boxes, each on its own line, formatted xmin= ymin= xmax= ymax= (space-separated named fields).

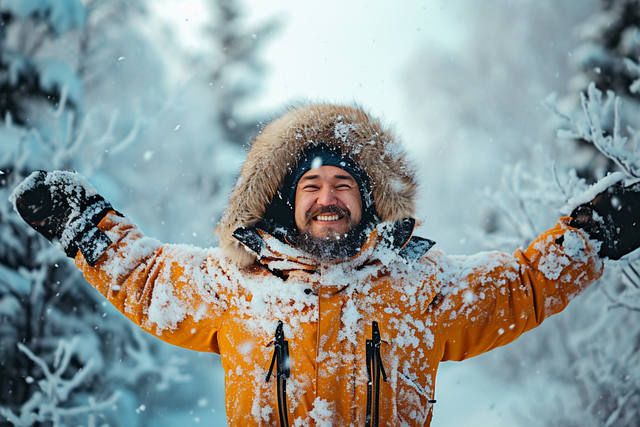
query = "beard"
xmin=294 ymin=206 xmax=370 ymax=262
xmin=294 ymin=230 xmax=356 ymax=261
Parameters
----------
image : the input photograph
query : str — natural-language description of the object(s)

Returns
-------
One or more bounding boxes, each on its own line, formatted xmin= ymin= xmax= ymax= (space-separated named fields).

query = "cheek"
xmin=294 ymin=196 xmax=311 ymax=222
xmin=345 ymin=193 xmax=361 ymax=210
xmin=294 ymin=204 xmax=303 ymax=224
xmin=345 ymin=193 xmax=362 ymax=221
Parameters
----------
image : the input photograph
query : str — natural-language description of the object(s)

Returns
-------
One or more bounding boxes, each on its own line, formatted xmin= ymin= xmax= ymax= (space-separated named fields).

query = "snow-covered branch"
xmin=475 ymin=147 xmax=588 ymax=251
xmin=550 ymin=82 xmax=640 ymax=178
xmin=0 ymin=338 xmax=120 ymax=427
xmin=624 ymin=57 xmax=640 ymax=95
xmin=110 ymin=326 xmax=191 ymax=391
xmin=600 ymin=259 xmax=640 ymax=313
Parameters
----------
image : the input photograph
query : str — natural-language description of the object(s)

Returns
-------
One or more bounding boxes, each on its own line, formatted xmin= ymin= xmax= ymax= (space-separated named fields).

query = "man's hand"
xmin=10 ymin=170 xmax=115 ymax=266
xmin=571 ymin=180 xmax=640 ymax=260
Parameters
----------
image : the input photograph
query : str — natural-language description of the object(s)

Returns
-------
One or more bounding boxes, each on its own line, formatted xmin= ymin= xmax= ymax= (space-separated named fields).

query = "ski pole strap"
xmin=266 ymin=321 xmax=290 ymax=427
xmin=366 ymin=321 xmax=387 ymax=427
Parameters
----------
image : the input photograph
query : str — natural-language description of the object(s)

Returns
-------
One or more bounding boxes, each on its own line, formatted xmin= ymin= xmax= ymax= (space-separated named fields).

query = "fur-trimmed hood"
xmin=214 ymin=102 xmax=419 ymax=267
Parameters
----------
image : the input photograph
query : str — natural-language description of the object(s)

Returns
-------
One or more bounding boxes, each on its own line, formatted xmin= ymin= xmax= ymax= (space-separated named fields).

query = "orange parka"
xmin=75 ymin=103 xmax=604 ymax=426
xmin=77 ymin=210 xmax=603 ymax=426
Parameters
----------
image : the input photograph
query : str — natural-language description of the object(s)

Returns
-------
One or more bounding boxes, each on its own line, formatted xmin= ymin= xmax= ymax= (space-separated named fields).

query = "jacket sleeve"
xmin=75 ymin=212 xmax=236 ymax=354
xmin=428 ymin=217 xmax=604 ymax=362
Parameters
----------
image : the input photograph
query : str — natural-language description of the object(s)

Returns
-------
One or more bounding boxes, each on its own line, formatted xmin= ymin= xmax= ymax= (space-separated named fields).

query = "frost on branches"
xmin=482 ymin=45 xmax=640 ymax=427
xmin=548 ymin=81 xmax=640 ymax=179
xmin=1 ymin=0 xmax=276 ymax=423
xmin=0 ymin=1 xmax=248 ymax=426
xmin=0 ymin=339 xmax=121 ymax=427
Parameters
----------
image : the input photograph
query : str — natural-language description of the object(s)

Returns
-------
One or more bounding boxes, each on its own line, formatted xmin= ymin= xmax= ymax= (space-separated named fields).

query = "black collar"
xmin=232 ymin=218 xmax=435 ymax=262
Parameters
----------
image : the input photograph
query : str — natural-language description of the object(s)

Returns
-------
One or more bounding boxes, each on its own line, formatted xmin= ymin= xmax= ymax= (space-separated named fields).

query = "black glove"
xmin=570 ymin=180 xmax=640 ymax=260
xmin=11 ymin=170 xmax=115 ymax=266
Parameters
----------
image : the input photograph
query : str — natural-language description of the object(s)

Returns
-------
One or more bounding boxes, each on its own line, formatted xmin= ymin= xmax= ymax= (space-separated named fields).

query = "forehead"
xmin=299 ymin=165 xmax=356 ymax=182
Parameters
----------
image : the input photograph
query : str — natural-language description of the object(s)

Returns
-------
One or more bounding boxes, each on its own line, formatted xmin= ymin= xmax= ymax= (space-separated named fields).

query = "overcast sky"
xmin=156 ymin=0 xmax=467 ymax=145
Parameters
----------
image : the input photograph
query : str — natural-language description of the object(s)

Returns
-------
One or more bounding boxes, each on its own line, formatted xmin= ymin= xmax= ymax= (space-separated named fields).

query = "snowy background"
xmin=2 ymin=0 xmax=640 ymax=426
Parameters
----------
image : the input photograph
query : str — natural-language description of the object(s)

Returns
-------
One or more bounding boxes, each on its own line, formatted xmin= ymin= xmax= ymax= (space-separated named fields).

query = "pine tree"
xmin=1 ymin=0 xmax=279 ymax=425
xmin=0 ymin=1 xmax=228 ymax=426
xmin=401 ymin=1 xmax=640 ymax=425
xmin=573 ymin=0 xmax=640 ymax=100
xmin=204 ymin=0 xmax=280 ymax=146
xmin=556 ymin=0 xmax=640 ymax=181
xmin=483 ymin=1 xmax=640 ymax=425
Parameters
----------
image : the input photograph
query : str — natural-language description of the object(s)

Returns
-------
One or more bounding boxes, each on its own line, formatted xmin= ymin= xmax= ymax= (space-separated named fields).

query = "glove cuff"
xmin=60 ymin=197 xmax=114 ymax=265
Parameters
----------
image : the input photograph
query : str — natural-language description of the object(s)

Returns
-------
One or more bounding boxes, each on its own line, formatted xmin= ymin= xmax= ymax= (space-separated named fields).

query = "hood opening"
xmin=215 ymin=102 xmax=418 ymax=267
xmin=260 ymin=144 xmax=379 ymax=260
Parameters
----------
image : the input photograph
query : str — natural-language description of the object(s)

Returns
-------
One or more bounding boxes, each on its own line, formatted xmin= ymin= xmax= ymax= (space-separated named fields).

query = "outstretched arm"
xmin=428 ymin=219 xmax=604 ymax=362
xmin=430 ymin=178 xmax=640 ymax=361
xmin=11 ymin=171 xmax=234 ymax=353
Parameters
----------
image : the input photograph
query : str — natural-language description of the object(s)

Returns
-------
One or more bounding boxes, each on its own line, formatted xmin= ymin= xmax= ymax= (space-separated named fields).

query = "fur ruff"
xmin=215 ymin=102 xmax=419 ymax=267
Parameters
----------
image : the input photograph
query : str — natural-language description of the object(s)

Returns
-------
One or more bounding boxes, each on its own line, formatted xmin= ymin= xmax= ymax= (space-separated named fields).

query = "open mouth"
xmin=315 ymin=214 xmax=343 ymax=222
xmin=306 ymin=205 xmax=350 ymax=227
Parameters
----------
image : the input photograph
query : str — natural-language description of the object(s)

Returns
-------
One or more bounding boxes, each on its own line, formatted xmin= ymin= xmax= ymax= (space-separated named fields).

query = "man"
xmin=11 ymin=103 xmax=640 ymax=426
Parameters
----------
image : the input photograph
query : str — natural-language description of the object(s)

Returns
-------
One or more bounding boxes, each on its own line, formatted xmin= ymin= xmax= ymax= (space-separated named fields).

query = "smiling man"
xmin=11 ymin=103 xmax=640 ymax=426
xmin=288 ymin=147 xmax=369 ymax=260
xmin=295 ymin=165 xmax=362 ymax=238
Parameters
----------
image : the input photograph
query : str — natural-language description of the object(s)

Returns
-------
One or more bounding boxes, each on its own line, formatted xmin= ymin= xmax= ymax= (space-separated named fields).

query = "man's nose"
xmin=317 ymin=187 xmax=338 ymax=206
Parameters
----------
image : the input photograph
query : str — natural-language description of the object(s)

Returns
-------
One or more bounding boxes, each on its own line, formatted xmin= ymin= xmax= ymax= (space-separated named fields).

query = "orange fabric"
xmin=77 ymin=213 xmax=604 ymax=426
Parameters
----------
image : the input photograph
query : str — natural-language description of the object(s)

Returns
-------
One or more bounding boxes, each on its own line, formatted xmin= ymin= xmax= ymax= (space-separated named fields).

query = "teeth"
xmin=316 ymin=214 xmax=340 ymax=221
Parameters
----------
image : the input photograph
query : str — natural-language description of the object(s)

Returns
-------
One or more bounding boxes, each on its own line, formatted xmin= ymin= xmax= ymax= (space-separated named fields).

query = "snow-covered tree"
xmin=484 ymin=82 xmax=640 ymax=427
xmin=486 ymin=1 xmax=640 ymax=424
xmin=203 ymin=0 xmax=280 ymax=146
xmin=85 ymin=0 xmax=280 ymax=250
xmin=402 ymin=1 xmax=640 ymax=426
xmin=403 ymin=0 xmax=598 ymax=255
xmin=0 ymin=2 xmax=199 ymax=426
xmin=0 ymin=0 xmax=275 ymax=425
xmin=570 ymin=0 xmax=640 ymax=101
xmin=558 ymin=0 xmax=640 ymax=181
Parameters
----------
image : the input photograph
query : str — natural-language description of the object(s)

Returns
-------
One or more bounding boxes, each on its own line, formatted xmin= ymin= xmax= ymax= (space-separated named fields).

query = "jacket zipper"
xmin=365 ymin=321 xmax=387 ymax=427
xmin=266 ymin=321 xmax=291 ymax=427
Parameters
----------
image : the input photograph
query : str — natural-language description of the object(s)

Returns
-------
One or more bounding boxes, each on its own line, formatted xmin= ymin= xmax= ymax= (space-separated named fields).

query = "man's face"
xmin=294 ymin=165 xmax=363 ymax=238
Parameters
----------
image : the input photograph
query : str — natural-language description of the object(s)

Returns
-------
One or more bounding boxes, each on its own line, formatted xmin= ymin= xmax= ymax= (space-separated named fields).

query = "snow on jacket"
xmin=75 ymin=104 xmax=604 ymax=426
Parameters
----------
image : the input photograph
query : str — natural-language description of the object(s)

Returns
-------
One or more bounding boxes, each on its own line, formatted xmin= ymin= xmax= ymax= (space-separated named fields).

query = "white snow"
xmin=2 ymin=0 xmax=625 ymax=425
xmin=564 ymin=171 xmax=628 ymax=213
xmin=534 ymin=236 xmax=571 ymax=281
xmin=293 ymin=397 xmax=333 ymax=426
xmin=311 ymin=156 xmax=323 ymax=169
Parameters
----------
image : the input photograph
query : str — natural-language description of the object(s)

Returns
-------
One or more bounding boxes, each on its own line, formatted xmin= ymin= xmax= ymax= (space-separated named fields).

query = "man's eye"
xmin=303 ymin=185 xmax=320 ymax=190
